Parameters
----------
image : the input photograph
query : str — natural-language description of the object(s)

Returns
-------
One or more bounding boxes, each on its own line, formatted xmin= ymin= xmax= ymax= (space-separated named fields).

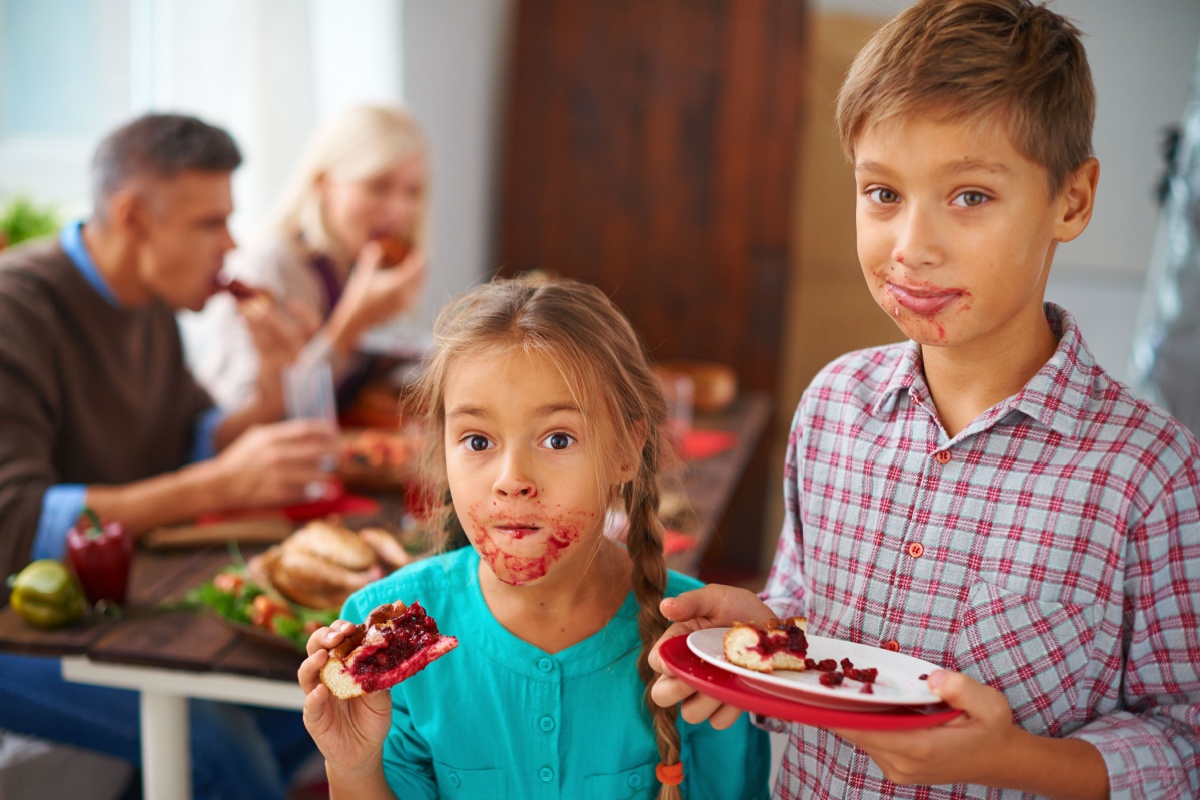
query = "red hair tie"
xmin=656 ymin=761 xmax=684 ymax=786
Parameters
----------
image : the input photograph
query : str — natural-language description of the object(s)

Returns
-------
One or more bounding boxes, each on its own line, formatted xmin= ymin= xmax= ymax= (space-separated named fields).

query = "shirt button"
xmin=539 ymin=715 xmax=555 ymax=732
xmin=628 ymin=773 xmax=643 ymax=788
xmin=537 ymin=657 xmax=553 ymax=672
xmin=907 ymin=542 xmax=924 ymax=558
xmin=448 ymin=772 xmax=461 ymax=788
xmin=935 ymin=450 xmax=951 ymax=464
xmin=539 ymin=766 xmax=555 ymax=782
xmin=883 ymin=639 xmax=900 ymax=652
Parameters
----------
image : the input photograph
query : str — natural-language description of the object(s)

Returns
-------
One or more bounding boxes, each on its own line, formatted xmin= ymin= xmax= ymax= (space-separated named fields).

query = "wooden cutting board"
xmin=142 ymin=519 xmax=294 ymax=550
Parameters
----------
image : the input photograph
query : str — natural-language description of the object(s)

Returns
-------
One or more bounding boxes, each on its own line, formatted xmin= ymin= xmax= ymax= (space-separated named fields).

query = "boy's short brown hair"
xmin=835 ymin=0 xmax=1094 ymax=195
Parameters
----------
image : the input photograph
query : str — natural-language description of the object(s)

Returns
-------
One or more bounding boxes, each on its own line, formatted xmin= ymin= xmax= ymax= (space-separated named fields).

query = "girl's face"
xmin=318 ymin=152 xmax=428 ymax=258
xmin=442 ymin=348 xmax=615 ymax=587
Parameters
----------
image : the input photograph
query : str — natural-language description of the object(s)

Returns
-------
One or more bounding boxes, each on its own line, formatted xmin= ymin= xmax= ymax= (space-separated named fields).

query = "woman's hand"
xmin=298 ymin=620 xmax=394 ymax=777
xmin=236 ymin=295 xmax=321 ymax=416
xmin=325 ymin=240 xmax=428 ymax=354
xmin=648 ymin=584 xmax=779 ymax=729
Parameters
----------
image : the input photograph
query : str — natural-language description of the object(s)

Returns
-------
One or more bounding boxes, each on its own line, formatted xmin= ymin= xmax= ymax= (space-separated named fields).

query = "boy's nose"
xmin=892 ymin=208 xmax=940 ymax=267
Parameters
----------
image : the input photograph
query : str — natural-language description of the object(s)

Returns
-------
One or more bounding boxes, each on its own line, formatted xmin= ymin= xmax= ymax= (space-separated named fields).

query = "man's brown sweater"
xmin=0 ymin=235 xmax=213 ymax=580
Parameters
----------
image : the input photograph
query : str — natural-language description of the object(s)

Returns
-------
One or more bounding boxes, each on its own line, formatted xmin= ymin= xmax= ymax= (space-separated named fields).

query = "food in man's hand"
xmin=7 ymin=560 xmax=87 ymax=629
xmin=320 ymin=601 xmax=457 ymax=699
xmin=723 ymin=616 xmax=809 ymax=673
xmin=218 ymin=278 xmax=275 ymax=313
xmin=66 ymin=507 xmax=133 ymax=605
xmin=375 ymin=234 xmax=412 ymax=266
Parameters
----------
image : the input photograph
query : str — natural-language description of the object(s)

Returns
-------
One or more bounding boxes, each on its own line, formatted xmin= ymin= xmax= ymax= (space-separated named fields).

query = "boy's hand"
xmin=647 ymin=584 xmax=779 ymax=729
xmin=831 ymin=669 xmax=1022 ymax=786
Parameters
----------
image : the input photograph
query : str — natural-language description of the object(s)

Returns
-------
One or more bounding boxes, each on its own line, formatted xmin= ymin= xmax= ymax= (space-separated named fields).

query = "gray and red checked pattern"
xmin=762 ymin=305 xmax=1200 ymax=799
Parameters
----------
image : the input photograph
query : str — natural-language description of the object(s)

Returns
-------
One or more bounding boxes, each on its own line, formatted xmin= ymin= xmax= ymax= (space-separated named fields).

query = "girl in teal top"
xmin=299 ymin=276 xmax=769 ymax=799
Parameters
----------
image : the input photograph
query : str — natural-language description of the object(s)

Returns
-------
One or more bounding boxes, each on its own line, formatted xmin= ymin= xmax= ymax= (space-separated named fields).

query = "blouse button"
xmin=935 ymin=450 xmax=952 ymax=464
xmin=539 ymin=716 xmax=555 ymax=732
xmin=883 ymin=639 xmax=900 ymax=652
xmin=907 ymin=542 xmax=924 ymax=558
xmin=537 ymin=657 xmax=554 ymax=672
xmin=448 ymin=772 xmax=461 ymax=788
xmin=539 ymin=766 xmax=555 ymax=782
xmin=628 ymin=773 xmax=643 ymax=788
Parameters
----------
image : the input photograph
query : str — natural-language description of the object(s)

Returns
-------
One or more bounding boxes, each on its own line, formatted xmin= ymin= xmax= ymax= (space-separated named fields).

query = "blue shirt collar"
xmin=60 ymin=220 xmax=120 ymax=307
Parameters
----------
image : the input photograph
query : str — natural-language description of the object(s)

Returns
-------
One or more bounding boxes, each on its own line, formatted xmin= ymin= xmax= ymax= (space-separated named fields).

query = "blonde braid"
xmin=624 ymin=447 xmax=684 ymax=800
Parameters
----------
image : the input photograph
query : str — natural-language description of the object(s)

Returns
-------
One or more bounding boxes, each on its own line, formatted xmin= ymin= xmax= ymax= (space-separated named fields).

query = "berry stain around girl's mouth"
xmin=469 ymin=506 xmax=594 ymax=585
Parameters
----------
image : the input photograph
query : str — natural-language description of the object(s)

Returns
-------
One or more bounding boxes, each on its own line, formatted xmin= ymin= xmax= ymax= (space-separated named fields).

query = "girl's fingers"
xmin=298 ymin=649 xmax=329 ymax=692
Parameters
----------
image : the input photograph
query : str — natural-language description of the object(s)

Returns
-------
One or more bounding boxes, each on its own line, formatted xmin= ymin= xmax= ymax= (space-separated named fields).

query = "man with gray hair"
xmin=0 ymin=113 xmax=333 ymax=800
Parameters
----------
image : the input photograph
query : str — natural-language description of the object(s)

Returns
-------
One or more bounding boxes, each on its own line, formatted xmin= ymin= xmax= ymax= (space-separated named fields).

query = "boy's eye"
xmin=542 ymin=432 xmax=575 ymax=450
xmin=867 ymin=187 xmax=899 ymax=204
xmin=466 ymin=434 xmax=492 ymax=452
xmin=954 ymin=191 xmax=989 ymax=207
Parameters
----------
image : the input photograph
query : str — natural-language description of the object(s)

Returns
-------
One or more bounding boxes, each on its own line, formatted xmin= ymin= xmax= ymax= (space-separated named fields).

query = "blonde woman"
xmin=191 ymin=104 xmax=430 ymax=410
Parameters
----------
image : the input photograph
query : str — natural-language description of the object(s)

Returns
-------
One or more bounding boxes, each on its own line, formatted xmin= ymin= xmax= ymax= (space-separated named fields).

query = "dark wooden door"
xmin=495 ymin=0 xmax=808 ymax=578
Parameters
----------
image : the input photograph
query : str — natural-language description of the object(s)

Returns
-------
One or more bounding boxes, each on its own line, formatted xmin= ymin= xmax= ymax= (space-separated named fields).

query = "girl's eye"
xmin=954 ymin=191 xmax=989 ymax=207
xmin=466 ymin=434 xmax=492 ymax=452
xmin=867 ymin=187 xmax=900 ymax=205
xmin=542 ymin=432 xmax=575 ymax=450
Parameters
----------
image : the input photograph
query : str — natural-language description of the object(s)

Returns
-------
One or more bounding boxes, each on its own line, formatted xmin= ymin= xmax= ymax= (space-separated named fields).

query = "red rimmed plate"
xmin=658 ymin=635 xmax=962 ymax=730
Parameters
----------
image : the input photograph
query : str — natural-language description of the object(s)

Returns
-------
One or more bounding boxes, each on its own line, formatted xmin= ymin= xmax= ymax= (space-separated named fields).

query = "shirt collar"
xmin=871 ymin=303 xmax=1095 ymax=439
xmin=60 ymin=220 xmax=120 ymax=307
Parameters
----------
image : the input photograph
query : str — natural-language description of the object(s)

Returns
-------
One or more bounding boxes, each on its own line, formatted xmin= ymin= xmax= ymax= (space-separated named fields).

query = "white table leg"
xmin=140 ymin=689 xmax=192 ymax=800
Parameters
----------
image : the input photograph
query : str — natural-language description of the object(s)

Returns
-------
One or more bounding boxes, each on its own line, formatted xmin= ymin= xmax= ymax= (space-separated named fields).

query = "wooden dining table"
xmin=0 ymin=390 xmax=771 ymax=800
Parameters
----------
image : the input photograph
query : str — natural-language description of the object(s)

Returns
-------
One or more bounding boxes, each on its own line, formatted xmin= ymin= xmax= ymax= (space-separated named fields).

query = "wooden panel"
xmin=496 ymin=0 xmax=808 ymax=396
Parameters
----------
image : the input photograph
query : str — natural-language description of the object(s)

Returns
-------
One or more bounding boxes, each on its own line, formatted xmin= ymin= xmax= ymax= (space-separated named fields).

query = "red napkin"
xmin=679 ymin=429 xmax=737 ymax=460
xmin=664 ymin=529 xmax=697 ymax=555
xmin=197 ymin=488 xmax=380 ymax=525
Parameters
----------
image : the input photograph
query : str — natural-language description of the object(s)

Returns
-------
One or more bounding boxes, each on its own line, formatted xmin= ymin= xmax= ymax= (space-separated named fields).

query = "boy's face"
xmin=852 ymin=115 xmax=1095 ymax=352
xmin=442 ymin=347 xmax=612 ymax=588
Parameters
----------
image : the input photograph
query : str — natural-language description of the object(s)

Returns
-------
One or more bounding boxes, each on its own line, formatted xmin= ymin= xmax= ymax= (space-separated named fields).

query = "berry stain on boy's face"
xmin=853 ymin=115 xmax=1064 ymax=351
xmin=442 ymin=349 xmax=610 ymax=587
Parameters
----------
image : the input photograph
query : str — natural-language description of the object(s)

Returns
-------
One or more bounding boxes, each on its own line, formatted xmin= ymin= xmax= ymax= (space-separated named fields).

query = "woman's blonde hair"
xmin=835 ymin=0 xmax=1094 ymax=196
xmin=272 ymin=104 xmax=429 ymax=262
xmin=412 ymin=275 xmax=685 ymax=800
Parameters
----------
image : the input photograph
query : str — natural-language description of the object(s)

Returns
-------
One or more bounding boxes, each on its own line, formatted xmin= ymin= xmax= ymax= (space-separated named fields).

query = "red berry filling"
xmin=752 ymin=620 xmax=808 ymax=659
xmin=348 ymin=602 xmax=449 ymax=692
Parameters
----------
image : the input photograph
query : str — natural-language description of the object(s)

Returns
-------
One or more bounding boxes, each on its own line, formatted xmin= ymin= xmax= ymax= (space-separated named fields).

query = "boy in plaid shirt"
xmin=649 ymin=1 xmax=1200 ymax=797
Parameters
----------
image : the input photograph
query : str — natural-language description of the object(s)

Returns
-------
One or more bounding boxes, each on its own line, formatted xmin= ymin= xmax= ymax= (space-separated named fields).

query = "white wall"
xmin=400 ymin=0 xmax=515 ymax=320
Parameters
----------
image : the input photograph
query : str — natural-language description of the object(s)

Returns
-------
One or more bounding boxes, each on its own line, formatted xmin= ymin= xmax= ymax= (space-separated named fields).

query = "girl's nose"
xmin=494 ymin=453 xmax=538 ymax=498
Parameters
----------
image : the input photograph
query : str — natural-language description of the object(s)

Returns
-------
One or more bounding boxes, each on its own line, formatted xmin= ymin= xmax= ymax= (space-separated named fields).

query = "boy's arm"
xmin=838 ymin=457 xmax=1200 ymax=797
xmin=1068 ymin=463 xmax=1200 ymax=795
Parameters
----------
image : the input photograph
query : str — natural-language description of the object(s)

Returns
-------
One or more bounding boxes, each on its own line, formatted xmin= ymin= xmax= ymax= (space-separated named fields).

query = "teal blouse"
xmin=341 ymin=547 xmax=770 ymax=800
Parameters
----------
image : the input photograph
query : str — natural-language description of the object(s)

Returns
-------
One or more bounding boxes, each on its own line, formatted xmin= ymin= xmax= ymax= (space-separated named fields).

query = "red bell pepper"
xmin=66 ymin=507 xmax=133 ymax=605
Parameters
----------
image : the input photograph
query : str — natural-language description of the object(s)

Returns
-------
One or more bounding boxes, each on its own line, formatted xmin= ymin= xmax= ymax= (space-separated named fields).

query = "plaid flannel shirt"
xmin=763 ymin=304 xmax=1200 ymax=799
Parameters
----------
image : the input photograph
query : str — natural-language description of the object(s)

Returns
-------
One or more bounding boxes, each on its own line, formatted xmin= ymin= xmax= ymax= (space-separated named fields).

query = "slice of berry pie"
xmin=723 ymin=616 xmax=809 ymax=673
xmin=320 ymin=601 xmax=457 ymax=699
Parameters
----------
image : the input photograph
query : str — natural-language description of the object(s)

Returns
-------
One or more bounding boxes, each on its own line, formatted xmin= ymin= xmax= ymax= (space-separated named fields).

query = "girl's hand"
xmin=298 ymin=620 xmax=394 ymax=776
xmin=647 ymin=584 xmax=779 ymax=729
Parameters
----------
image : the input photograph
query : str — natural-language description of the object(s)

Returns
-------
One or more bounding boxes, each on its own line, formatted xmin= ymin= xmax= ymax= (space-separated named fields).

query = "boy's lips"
xmin=887 ymin=281 xmax=963 ymax=316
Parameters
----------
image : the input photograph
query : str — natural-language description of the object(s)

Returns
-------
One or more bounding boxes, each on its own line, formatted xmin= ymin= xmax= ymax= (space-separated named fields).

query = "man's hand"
xmin=648 ymin=584 xmax=779 ymax=729
xmin=209 ymin=419 xmax=339 ymax=510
